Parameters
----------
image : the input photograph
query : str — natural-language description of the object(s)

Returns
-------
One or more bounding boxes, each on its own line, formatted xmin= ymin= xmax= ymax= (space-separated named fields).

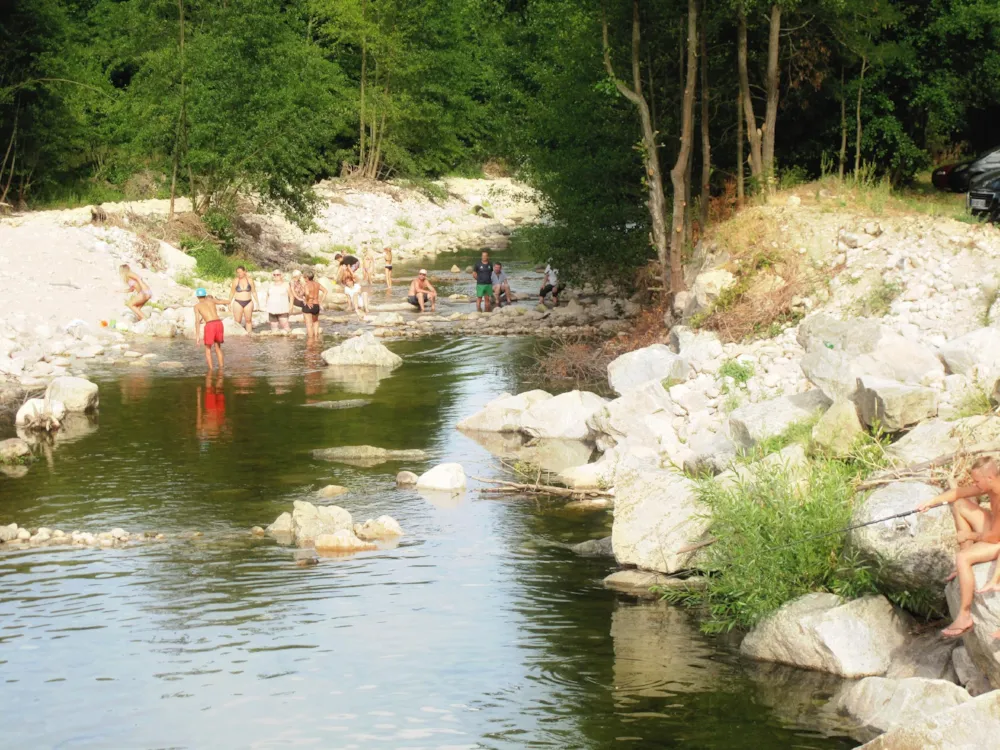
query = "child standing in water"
xmin=193 ymin=288 xmax=225 ymax=371
xmin=383 ymin=246 xmax=393 ymax=290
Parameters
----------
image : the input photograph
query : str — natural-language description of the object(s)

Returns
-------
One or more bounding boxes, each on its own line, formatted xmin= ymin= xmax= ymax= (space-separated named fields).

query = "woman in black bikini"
xmin=227 ymin=265 xmax=259 ymax=334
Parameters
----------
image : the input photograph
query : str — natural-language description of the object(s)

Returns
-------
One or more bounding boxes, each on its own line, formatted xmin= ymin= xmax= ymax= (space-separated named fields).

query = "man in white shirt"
xmin=539 ymin=262 xmax=562 ymax=306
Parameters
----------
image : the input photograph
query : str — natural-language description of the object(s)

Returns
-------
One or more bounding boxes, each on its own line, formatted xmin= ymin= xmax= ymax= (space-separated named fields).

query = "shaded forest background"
xmin=2 ymin=0 xmax=999 ymax=281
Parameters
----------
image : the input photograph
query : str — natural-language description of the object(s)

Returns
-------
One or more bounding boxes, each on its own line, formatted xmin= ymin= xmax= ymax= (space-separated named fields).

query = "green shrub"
xmin=202 ymin=208 xmax=238 ymax=253
xmin=666 ymin=436 xmax=890 ymax=633
xmin=778 ymin=164 xmax=810 ymax=190
xmin=180 ymin=236 xmax=255 ymax=281
xmin=718 ymin=358 xmax=754 ymax=386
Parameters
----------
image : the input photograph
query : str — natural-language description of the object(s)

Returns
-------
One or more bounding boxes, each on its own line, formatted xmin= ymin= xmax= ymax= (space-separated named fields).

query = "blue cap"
xmin=195 ymin=288 xmax=207 ymax=297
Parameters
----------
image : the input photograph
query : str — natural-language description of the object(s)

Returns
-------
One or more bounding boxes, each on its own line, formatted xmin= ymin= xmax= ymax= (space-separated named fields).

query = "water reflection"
xmin=196 ymin=373 xmax=230 ymax=443
xmin=322 ymin=364 xmax=394 ymax=395
xmin=463 ymin=431 xmax=594 ymax=474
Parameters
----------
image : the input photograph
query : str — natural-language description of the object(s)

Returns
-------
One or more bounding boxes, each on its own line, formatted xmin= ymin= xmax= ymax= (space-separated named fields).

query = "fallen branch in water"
xmin=472 ymin=475 xmax=613 ymax=499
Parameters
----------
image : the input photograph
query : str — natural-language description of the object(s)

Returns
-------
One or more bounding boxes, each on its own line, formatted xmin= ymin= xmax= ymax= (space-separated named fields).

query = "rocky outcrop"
xmin=854 ymin=376 xmax=938 ymax=432
xmin=456 ymin=390 xmax=552 ymax=433
xmin=800 ymin=348 xmax=860 ymax=402
xmin=938 ymin=327 xmax=1000 ymax=380
xmin=606 ymin=344 xmax=690 ymax=396
xmin=885 ymin=633 xmax=958 ymax=682
xmin=849 ymin=482 xmax=953 ymax=592
xmin=945 ymin=563 xmax=1000 ymax=689
xmin=811 ymin=399 xmax=864 ymax=456
xmin=685 ymin=268 xmax=736 ymax=317
xmin=45 ymin=376 xmax=99 ymax=412
xmin=321 ymin=332 xmax=402 ymax=368
xmin=558 ymin=457 xmax=615 ymax=490
xmin=288 ymin=501 xmax=353 ymax=546
xmin=858 ymin=691 xmax=1000 ymax=749
xmin=740 ymin=593 xmax=914 ymax=678
xmin=570 ymin=536 xmax=613 ymax=558
xmin=729 ymin=389 xmax=830 ymax=449
xmin=312 ymin=445 xmax=428 ymax=466
xmin=415 ymin=463 xmax=466 ymax=492
xmin=611 ymin=464 xmax=709 ymax=574
xmin=668 ymin=326 xmax=724 ymax=372
xmin=835 ymin=676 xmax=971 ymax=742
xmin=519 ymin=390 xmax=607 ymax=441
xmin=587 ymin=379 xmax=680 ymax=449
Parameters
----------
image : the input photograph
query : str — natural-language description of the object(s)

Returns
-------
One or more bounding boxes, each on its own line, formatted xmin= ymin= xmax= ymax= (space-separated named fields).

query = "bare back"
xmin=194 ymin=298 xmax=220 ymax=323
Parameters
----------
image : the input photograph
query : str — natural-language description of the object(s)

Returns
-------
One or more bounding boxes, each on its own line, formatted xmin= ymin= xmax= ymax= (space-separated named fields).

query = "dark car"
xmin=968 ymin=169 xmax=1000 ymax=222
xmin=946 ymin=146 xmax=1000 ymax=192
xmin=933 ymin=161 xmax=970 ymax=191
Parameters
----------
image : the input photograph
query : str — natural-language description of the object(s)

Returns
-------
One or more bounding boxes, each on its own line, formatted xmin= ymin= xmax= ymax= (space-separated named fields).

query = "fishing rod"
xmin=677 ymin=506 xmax=926 ymax=555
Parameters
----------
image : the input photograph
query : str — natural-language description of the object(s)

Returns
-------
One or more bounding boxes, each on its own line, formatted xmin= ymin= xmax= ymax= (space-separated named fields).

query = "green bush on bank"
xmin=180 ymin=236 xmax=256 ymax=282
xmin=664 ymin=434 xmax=895 ymax=633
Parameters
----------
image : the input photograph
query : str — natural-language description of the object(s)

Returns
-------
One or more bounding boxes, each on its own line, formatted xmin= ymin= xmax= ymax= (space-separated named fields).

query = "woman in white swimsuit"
xmin=264 ymin=270 xmax=294 ymax=331
xmin=120 ymin=264 xmax=151 ymax=321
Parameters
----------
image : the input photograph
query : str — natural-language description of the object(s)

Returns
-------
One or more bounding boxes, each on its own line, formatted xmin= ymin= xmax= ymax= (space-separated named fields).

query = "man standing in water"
xmin=473 ymin=250 xmax=493 ymax=312
xmin=193 ymin=288 xmax=225 ymax=371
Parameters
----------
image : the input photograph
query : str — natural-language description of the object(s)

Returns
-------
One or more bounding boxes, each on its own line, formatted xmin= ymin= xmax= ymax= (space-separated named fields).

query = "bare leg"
xmin=385 ymin=268 xmax=392 ymax=290
xmin=215 ymin=343 xmax=224 ymax=369
xmin=943 ymin=542 xmax=1000 ymax=636
xmin=946 ymin=500 xmax=990 ymax=581
xmin=204 ymin=345 xmax=213 ymax=371
xmin=280 ymin=315 xmax=290 ymax=331
xmin=244 ymin=302 xmax=254 ymax=334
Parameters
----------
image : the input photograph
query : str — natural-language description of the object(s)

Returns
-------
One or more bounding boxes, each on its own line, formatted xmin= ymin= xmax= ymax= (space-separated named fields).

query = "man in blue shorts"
xmin=472 ymin=250 xmax=494 ymax=312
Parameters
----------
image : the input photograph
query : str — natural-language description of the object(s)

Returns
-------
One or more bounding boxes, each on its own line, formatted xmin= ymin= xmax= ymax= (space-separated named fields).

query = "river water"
xmin=0 ymin=263 xmax=858 ymax=749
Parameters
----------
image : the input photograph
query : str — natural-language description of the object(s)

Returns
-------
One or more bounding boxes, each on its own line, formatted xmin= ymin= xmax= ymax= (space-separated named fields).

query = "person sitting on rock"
xmin=407 ymin=269 xmax=437 ymax=313
xmin=491 ymin=262 xmax=513 ymax=307
xmin=917 ymin=456 xmax=1000 ymax=637
xmin=193 ymin=288 xmax=225 ymax=371
xmin=538 ymin=261 xmax=562 ymax=306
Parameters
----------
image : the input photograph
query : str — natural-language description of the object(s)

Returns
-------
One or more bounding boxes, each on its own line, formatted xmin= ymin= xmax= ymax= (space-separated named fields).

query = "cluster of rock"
xmin=266 ymin=500 xmax=403 ymax=554
xmin=0 ymin=319 xmax=119 ymax=390
xmin=0 ymin=522 xmax=165 ymax=548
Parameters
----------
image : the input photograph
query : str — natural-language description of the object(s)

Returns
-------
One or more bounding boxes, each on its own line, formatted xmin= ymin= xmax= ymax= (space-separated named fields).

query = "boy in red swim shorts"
xmin=193 ymin=288 xmax=225 ymax=371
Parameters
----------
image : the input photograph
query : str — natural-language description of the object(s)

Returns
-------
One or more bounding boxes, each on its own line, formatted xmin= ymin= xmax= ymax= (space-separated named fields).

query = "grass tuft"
xmin=853 ymin=280 xmax=903 ymax=318
xmin=719 ymin=358 xmax=754 ymax=386
xmin=955 ymin=382 xmax=995 ymax=418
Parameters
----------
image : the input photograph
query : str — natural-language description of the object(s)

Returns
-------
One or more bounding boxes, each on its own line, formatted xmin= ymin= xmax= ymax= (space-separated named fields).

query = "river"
xmin=0 ymin=258 xmax=858 ymax=749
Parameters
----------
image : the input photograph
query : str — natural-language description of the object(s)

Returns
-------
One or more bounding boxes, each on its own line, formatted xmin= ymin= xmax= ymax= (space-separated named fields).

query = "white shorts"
xmin=345 ymin=284 xmax=360 ymax=299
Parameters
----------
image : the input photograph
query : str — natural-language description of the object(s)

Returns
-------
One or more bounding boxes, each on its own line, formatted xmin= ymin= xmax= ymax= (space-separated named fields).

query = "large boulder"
xmin=45 ymin=376 xmax=99 ymax=412
xmin=314 ymin=530 xmax=377 ymax=553
xmin=835 ymin=676 xmax=971 ymax=742
xmin=456 ymin=390 xmax=552 ymax=433
xmin=321 ymin=332 xmax=402 ymax=368
xmin=558 ymin=457 xmax=615 ymax=490
xmin=354 ymin=516 xmax=404 ymax=540
xmin=945 ymin=563 xmax=1000 ymax=688
xmin=415 ymin=463 xmax=466 ymax=493
xmin=885 ymin=633 xmax=959 ymax=682
xmin=740 ymin=593 xmax=915 ymax=678
xmin=669 ymin=326 xmax=724 ymax=372
xmin=812 ymin=399 xmax=864 ymax=456
xmin=855 ymin=376 xmax=938 ymax=432
xmin=849 ymin=482 xmax=953 ymax=592
xmin=729 ymin=389 xmax=830 ymax=450
xmin=588 ymin=379 xmax=679 ymax=446
xmin=685 ymin=268 xmax=736 ymax=317
xmin=290 ymin=501 xmax=353 ymax=545
xmin=939 ymin=327 xmax=1000 ymax=380
xmin=797 ymin=314 xmax=884 ymax=355
xmin=519 ymin=390 xmax=607 ymax=441
xmin=888 ymin=420 xmax=959 ymax=465
xmin=606 ymin=344 xmax=690 ymax=396
xmin=801 ymin=348 xmax=861 ymax=402
xmin=571 ymin=536 xmax=613 ymax=558
xmin=858 ymin=691 xmax=1000 ymax=749
xmin=611 ymin=465 xmax=710 ymax=574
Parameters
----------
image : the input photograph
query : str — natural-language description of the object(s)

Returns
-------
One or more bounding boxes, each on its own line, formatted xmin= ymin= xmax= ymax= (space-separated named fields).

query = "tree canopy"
xmin=1 ymin=0 xmax=998 ymax=275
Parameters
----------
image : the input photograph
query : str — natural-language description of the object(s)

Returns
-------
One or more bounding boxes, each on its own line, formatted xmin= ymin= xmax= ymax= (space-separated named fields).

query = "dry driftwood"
xmin=471 ymin=475 xmax=613 ymax=499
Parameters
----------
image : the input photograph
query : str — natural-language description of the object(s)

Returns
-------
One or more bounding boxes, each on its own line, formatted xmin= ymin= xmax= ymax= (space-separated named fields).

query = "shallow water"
xmin=0 ymin=334 xmax=855 ymax=749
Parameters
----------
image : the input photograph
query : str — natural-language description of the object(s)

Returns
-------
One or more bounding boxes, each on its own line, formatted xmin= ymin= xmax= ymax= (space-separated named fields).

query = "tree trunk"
xmin=737 ymin=4 xmax=762 ymax=180
xmin=839 ymin=66 xmax=847 ymax=180
xmin=761 ymin=3 xmax=781 ymax=191
xmin=736 ymin=92 xmax=744 ymax=206
xmin=669 ymin=0 xmax=698 ymax=294
xmin=358 ymin=0 xmax=368 ymax=171
xmin=699 ymin=8 xmax=710 ymax=228
xmin=855 ymin=55 xmax=868 ymax=175
xmin=602 ymin=0 xmax=670 ymax=292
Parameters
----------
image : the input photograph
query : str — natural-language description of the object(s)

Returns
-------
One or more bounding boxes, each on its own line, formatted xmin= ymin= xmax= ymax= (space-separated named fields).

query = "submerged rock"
xmin=313 ymin=445 xmax=428 ymax=466
xmin=15 ymin=398 xmax=66 ymax=427
xmin=740 ymin=593 xmax=914 ymax=678
xmin=835 ymin=676 xmax=972 ymax=742
xmin=0 ymin=438 xmax=31 ymax=464
xmin=314 ymin=529 xmax=377 ymax=553
xmin=302 ymin=399 xmax=371 ymax=410
xmin=415 ymin=463 xmax=466 ymax=493
xmin=603 ymin=569 xmax=708 ymax=599
xmin=570 ymin=536 xmax=613 ymax=558
xmin=317 ymin=485 xmax=348 ymax=498
xmin=288 ymin=501 xmax=353 ymax=546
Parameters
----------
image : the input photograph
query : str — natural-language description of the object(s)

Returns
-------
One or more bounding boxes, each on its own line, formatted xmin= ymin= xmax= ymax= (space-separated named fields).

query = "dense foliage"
xmin=1 ymin=0 xmax=998 ymax=269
